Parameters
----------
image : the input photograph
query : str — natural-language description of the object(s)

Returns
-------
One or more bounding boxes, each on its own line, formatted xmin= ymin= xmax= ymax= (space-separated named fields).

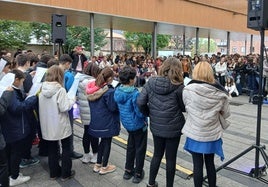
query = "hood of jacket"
xmin=147 ymin=76 xmax=180 ymax=95
xmin=41 ymin=82 xmax=62 ymax=98
xmin=86 ymin=81 xmax=109 ymax=101
xmin=114 ymin=85 xmax=136 ymax=105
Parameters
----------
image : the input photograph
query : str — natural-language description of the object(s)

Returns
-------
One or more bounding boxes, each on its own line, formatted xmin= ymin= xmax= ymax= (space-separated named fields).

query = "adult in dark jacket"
xmin=86 ymin=67 xmax=120 ymax=175
xmin=70 ymin=46 xmax=87 ymax=72
xmin=0 ymin=88 xmax=13 ymax=187
xmin=137 ymin=57 xmax=185 ymax=187
xmin=1 ymin=69 xmax=37 ymax=186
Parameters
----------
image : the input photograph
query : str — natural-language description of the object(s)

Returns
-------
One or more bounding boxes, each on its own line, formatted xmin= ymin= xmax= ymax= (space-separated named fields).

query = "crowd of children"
xmin=2 ymin=47 xmax=266 ymax=187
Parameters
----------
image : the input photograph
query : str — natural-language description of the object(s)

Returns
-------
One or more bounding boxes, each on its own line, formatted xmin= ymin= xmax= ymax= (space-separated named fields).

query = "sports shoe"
xmin=19 ymin=157 xmax=40 ymax=168
xmin=93 ymin=163 xmax=102 ymax=173
xmin=9 ymin=173 xmax=31 ymax=186
xmin=90 ymin=153 xmax=97 ymax=163
xmin=132 ymin=169 xmax=145 ymax=183
xmin=99 ymin=165 xmax=116 ymax=175
xmin=147 ymin=181 xmax=158 ymax=187
xmin=61 ymin=170 xmax=75 ymax=182
xmin=123 ymin=170 xmax=134 ymax=180
xmin=71 ymin=151 xmax=83 ymax=159
xmin=80 ymin=153 xmax=91 ymax=164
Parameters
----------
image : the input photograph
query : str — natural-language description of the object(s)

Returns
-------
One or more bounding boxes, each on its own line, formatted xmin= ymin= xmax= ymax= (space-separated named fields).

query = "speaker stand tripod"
xmin=204 ymin=28 xmax=268 ymax=184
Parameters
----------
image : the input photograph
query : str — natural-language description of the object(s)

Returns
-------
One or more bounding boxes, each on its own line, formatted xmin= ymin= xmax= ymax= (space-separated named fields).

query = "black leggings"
xmin=191 ymin=152 xmax=216 ymax=187
xmin=96 ymin=137 xmax=112 ymax=167
xmin=148 ymin=135 xmax=181 ymax=187
xmin=83 ymin=125 xmax=99 ymax=154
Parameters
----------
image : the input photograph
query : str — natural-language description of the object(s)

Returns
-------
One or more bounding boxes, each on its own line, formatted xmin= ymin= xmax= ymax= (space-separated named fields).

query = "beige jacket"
xmin=39 ymin=82 xmax=75 ymax=141
xmin=182 ymin=81 xmax=230 ymax=142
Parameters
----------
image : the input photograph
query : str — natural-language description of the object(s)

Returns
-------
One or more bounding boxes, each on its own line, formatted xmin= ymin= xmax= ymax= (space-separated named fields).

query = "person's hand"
xmin=30 ymin=71 xmax=36 ymax=77
xmin=5 ymin=86 xmax=13 ymax=91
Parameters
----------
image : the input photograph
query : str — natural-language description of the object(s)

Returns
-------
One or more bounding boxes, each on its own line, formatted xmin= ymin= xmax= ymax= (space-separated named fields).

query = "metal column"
xmin=90 ymin=13 xmax=94 ymax=57
xmin=250 ymin=34 xmax=254 ymax=54
xmin=152 ymin=22 xmax=157 ymax=59
xmin=227 ymin=31 xmax=230 ymax=55
xmin=183 ymin=28 xmax=186 ymax=55
xmin=110 ymin=27 xmax=113 ymax=55
xmin=195 ymin=27 xmax=199 ymax=55
xmin=245 ymin=39 xmax=247 ymax=55
xmin=208 ymin=32 xmax=211 ymax=53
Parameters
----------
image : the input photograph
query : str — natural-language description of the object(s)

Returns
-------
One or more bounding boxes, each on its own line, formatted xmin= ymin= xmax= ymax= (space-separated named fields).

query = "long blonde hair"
xmin=45 ymin=65 xmax=64 ymax=86
xmin=159 ymin=57 xmax=183 ymax=85
xmin=192 ymin=61 xmax=215 ymax=84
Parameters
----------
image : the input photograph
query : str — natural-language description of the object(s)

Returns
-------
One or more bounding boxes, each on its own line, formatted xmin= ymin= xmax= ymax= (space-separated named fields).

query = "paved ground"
xmin=14 ymin=94 xmax=268 ymax=187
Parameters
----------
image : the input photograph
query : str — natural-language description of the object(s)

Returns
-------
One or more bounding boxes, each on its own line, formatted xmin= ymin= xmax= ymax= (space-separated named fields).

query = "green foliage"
xmin=191 ymin=38 xmax=217 ymax=55
xmin=0 ymin=20 xmax=32 ymax=50
xmin=0 ymin=19 xmax=107 ymax=54
xmin=64 ymin=26 xmax=107 ymax=53
xmin=124 ymin=32 xmax=171 ymax=54
xmin=30 ymin=22 xmax=51 ymax=44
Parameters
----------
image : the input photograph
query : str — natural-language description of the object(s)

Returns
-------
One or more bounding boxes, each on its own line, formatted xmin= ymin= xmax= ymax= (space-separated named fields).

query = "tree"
xmin=0 ymin=20 xmax=32 ymax=50
xmin=30 ymin=22 xmax=51 ymax=44
xmin=64 ymin=26 xmax=107 ymax=53
xmin=170 ymin=35 xmax=193 ymax=51
xmin=191 ymin=38 xmax=217 ymax=55
xmin=124 ymin=32 xmax=171 ymax=55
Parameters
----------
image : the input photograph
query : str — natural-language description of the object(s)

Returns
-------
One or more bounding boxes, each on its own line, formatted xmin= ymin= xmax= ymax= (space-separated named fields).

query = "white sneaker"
xmin=9 ymin=173 xmax=30 ymax=186
xmin=90 ymin=153 xmax=97 ymax=163
xmin=80 ymin=153 xmax=91 ymax=164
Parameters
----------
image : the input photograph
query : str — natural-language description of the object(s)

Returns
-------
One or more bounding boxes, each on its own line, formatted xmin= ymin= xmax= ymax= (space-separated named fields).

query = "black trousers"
xmin=68 ymin=108 xmax=74 ymax=153
xmin=191 ymin=152 xmax=216 ymax=187
xmin=82 ymin=125 xmax=99 ymax=154
xmin=148 ymin=135 xmax=181 ymax=187
xmin=0 ymin=148 xmax=9 ymax=187
xmin=47 ymin=136 xmax=72 ymax=178
xmin=125 ymin=128 xmax=147 ymax=175
xmin=96 ymin=137 xmax=112 ymax=167
xmin=6 ymin=137 xmax=28 ymax=179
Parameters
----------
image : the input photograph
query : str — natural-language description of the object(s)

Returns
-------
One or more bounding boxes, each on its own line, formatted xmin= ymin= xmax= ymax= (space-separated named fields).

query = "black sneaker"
xmin=61 ymin=170 xmax=75 ymax=182
xmin=123 ymin=170 xmax=134 ymax=180
xmin=132 ymin=169 xmax=145 ymax=184
xmin=147 ymin=181 xmax=158 ymax=187
xmin=71 ymin=151 xmax=83 ymax=159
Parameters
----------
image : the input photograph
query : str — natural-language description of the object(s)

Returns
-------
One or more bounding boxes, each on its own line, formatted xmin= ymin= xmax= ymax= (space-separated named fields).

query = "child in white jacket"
xmin=39 ymin=65 xmax=76 ymax=181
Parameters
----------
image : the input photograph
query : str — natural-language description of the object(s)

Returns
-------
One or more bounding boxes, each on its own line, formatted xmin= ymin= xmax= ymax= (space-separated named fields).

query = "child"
xmin=86 ymin=67 xmax=120 ymax=175
xmin=1 ymin=69 xmax=37 ymax=186
xmin=114 ymin=66 xmax=148 ymax=184
xmin=78 ymin=63 xmax=101 ymax=164
xmin=225 ymin=76 xmax=239 ymax=97
xmin=137 ymin=57 xmax=185 ymax=187
xmin=0 ymin=87 xmax=13 ymax=187
xmin=38 ymin=65 xmax=76 ymax=181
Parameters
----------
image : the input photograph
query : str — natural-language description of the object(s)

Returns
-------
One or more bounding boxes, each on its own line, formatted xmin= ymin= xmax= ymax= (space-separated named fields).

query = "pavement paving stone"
xmin=13 ymin=95 xmax=268 ymax=186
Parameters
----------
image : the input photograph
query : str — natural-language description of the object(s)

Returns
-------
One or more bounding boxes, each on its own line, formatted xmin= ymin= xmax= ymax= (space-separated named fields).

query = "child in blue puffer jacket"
xmin=114 ymin=66 xmax=148 ymax=184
